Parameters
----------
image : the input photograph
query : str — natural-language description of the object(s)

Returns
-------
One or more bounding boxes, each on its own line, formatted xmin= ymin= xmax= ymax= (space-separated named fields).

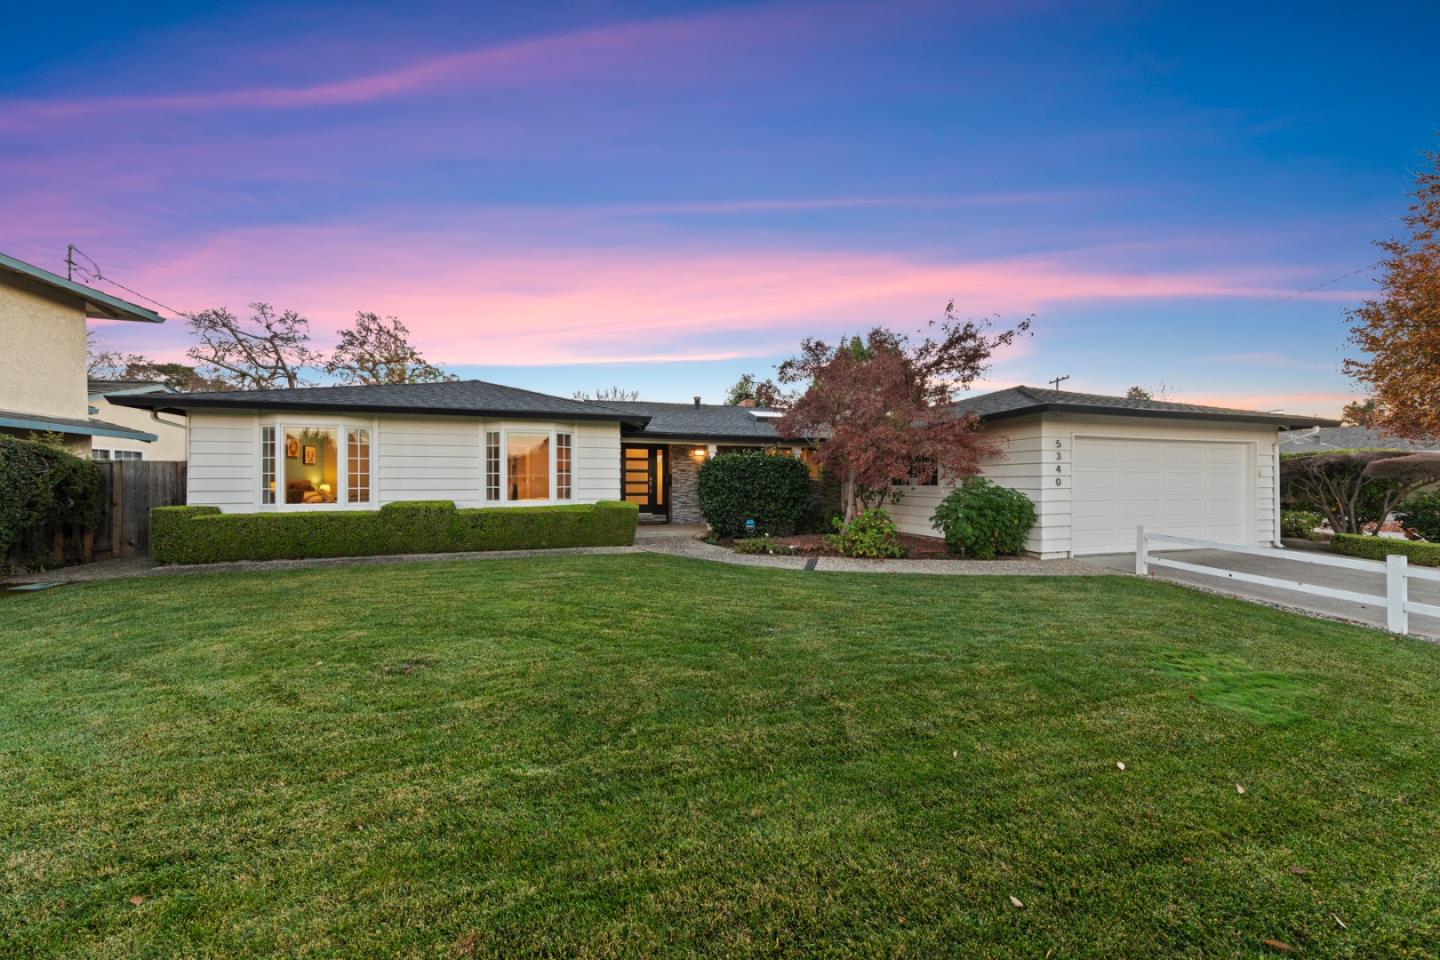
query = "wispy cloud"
xmin=89 ymin=221 xmax=1337 ymax=368
xmin=0 ymin=2 xmax=923 ymax=129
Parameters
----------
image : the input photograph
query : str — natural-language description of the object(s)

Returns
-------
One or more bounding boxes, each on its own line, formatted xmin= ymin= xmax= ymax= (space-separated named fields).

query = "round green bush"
xmin=1280 ymin=509 xmax=1324 ymax=540
xmin=929 ymin=476 xmax=1036 ymax=559
xmin=1398 ymin=491 xmax=1440 ymax=542
xmin=697 ymin=451 xmax=813 ymax=538
xmin=826 ymin=508 xmax=906 ymax=558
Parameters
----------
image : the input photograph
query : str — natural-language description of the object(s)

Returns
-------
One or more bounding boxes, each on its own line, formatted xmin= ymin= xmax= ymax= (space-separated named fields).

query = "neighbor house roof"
xmin=108 ymin=379 xmax=651 ymax=426
xmin=953 ymin=385 xmax=1338 ymax=430
xmin=0 ymin=252 xmax=165 ymax=323
xmin=589 ymin=400 xmax=794 ymax=442
xmin=0 ymin=408 xmax=158 ymax=442
xmin=1277 ymin=425 xmax=1438 ymax=453
xmin=88 ymin=379 xmax=179 ymax=398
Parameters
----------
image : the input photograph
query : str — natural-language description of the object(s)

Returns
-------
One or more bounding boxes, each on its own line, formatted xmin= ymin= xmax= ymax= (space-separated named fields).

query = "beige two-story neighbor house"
xmin=0 ymin=252 xmax=167 ymax=454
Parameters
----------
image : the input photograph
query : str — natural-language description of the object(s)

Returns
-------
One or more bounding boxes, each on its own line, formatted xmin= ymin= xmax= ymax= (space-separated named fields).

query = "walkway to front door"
xmin=622 ymin=444 xmax=668 ymax=520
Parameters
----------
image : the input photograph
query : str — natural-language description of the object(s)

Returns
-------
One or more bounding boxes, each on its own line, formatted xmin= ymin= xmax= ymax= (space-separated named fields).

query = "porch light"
xmin=691 ymin=447 xmax=707 ymax=460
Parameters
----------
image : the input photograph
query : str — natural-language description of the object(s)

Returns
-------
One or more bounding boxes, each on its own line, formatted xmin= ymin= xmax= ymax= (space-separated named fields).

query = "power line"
xmin=1233 ymin=261 xmax=1378 ymax=321
xmin=65 ymin=243 xmax=186 ymax=316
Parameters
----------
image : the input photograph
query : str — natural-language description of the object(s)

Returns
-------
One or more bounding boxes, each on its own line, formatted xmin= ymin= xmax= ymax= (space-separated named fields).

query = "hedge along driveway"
xmin=150 ymin=500 xmax=638 ymax=564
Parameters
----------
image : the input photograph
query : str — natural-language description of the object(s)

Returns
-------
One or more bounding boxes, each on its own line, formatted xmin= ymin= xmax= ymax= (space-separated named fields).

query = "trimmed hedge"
xmin=1330 ymin=533 xmax=1440 ymax=567
xmin=151 ymin=500 xmax=638 ymax=564
xmin=1 ymin=435 xmax=104 ymax=558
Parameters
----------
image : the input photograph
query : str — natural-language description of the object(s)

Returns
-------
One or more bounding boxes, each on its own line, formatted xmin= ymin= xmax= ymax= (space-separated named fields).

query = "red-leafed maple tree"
xmin=776 ymin=303 xmax=1031 ymax=517
xmin=1344 ymin=147 xmax=1440 ymax=441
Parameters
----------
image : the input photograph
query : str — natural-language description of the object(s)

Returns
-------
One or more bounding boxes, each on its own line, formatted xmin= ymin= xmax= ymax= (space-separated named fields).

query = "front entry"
xmin=622 ymin=445 xmax=668 ymax=519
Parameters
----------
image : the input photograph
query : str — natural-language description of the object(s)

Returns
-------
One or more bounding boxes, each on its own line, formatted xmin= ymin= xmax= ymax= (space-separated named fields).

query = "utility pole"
xmin=1048 ymin=374 xmax=1071 ymax=390
xmin=66 ymin=244 xmax=76 ymax=281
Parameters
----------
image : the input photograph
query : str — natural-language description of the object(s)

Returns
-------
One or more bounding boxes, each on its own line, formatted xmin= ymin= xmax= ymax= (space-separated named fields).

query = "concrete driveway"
xmin=1082 ymin=548 xmax=1440 ymax=640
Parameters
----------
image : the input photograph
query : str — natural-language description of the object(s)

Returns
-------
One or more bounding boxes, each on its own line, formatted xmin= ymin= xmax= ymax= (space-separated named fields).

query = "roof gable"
xmin=0 ymin=252 xmax=164 ymax=324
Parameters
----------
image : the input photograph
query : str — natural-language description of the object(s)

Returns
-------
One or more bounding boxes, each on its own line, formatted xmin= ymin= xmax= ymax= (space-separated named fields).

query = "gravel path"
xmin=635 ymin=537 xmax=1109 ymax=575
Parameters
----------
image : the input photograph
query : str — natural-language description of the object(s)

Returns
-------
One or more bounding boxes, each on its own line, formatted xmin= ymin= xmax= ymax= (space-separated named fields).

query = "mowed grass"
xmin=2 ymin=555 xmax=1439 ymax=959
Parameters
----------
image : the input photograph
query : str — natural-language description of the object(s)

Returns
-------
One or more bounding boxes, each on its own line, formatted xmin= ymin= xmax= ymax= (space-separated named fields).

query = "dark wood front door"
xmin=622 ymin=445 xmax=667 ymax=518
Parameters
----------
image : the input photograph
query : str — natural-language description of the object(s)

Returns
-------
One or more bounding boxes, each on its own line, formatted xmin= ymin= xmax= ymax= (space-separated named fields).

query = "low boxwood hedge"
xmin=152 ymin=500 xmax=638 ymax=564
xmin=1330 ymin=533 xmax=1440 ymax=567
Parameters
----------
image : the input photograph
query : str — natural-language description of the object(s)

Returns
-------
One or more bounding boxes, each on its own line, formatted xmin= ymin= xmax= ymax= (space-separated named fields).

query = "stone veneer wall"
xmin=667 ymin=444 xmax=705 ymax=522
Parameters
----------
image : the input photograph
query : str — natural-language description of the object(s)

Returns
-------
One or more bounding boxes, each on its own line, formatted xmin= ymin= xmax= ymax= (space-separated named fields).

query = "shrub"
xmin=826 ymin=509 xmax=906 ymax=558
xmin=1397 ymin=490 xmax=1440 ymax=542
xmin=151 ymin=500 xmax=638 ymax=564
xmin=1331 ymin=533 xmax=1440 ymax=567
xmin=1279 ymin=509 xmax=1324 ymax=540
xmin=697 ymin=451 xmax=813 ymax=538
xmin=929 ymin=477 xmax=1036 ymax=559
xmin=0 ymin=436 xmax=104 ymax=558
xmin=797 ymin=468 xmax=844 ymax=534
xmin=733 ymin=534 xmax=797 ymax=556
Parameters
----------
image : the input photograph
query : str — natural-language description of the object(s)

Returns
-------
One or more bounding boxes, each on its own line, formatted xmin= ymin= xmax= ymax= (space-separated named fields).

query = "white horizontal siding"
xmin=377 ymin=417 xmax=482 ymax=507
xmin=575 ymin=421 xmax=621 ymax=501
xmin=186 ymin=411 xmax=258 ymax=510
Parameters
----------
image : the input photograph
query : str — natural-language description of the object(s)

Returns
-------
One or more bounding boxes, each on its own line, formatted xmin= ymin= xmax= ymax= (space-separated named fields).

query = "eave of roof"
xmin=0 ymin=252 xmax=165 ymax=323
xmin=0 ymin=410 xmax=158 ymax=442
xmin=109 ymin=390 xmax=651 ymax=427
xmin=961 ymin=385 xmax=1339 ymax=431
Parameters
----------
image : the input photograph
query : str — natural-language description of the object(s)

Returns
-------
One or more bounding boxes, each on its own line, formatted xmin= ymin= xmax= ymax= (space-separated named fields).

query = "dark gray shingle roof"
xmin=1278 ymin=425 xmax=1437 ymax=452
xmin=108 ymin=380 xmax=649 ymax=426
xmin=953 ymin=385 xmax=1337 ymax=430
xmin=589 ymin=400 xmax=790 ymax=441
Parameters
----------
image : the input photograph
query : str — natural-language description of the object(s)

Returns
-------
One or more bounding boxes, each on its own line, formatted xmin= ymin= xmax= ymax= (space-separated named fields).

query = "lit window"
xmin=347 ymin=428 xmax=371 ymax=503
xmin=485 ymin=431 xmax=500 ymax=501
xmin=556 ymin=433 xmax=572 ymax=500
xmin=283 ymin=427 xmax=338 ymax=505
xmin=261 ymin=427 xmax=276 ymax=504
xmin=507 ymin=432 xmax=550 ymax=501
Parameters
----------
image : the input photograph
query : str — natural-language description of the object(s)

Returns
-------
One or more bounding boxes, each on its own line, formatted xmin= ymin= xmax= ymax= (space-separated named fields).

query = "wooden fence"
xmin=95 ymin=460 xmax=187 ymax=557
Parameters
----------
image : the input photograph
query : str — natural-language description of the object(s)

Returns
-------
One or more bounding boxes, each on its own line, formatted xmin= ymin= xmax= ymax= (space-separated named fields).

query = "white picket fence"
xmin=1135 ymin=526 xmax=1440 ymax=636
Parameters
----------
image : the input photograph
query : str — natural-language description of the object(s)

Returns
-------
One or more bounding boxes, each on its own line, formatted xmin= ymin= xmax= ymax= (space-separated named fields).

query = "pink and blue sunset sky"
xmin=4 ymin=0 xmax=1436 ymax=414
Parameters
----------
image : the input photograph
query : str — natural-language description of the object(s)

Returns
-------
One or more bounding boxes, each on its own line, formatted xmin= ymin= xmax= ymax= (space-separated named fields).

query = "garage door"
xmin=1071 ymin=438 xmax=1249 ymax=555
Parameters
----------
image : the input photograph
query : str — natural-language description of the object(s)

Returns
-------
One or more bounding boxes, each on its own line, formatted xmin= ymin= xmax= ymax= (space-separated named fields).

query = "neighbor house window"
xmin=485 ymin=431 xmax=501 ymax=501
xmin=261 ymin=427 xmax=276 ymax=504
xmin=347 ymin=428 xmax=371 ymax=503
xmin=283 ymin=427 xmax=338 ymax=505
xmin=556 ymin=433 xmax=572 ymax=500
xmin=507 ymin=432 xmax=550 ymax=501
xmin=91 ymin=449 xmax=143 ymax=461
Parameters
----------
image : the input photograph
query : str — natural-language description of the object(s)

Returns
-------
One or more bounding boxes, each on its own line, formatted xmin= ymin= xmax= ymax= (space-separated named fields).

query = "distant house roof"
xmin=108 ymin=379 xmax=650 ymax=426
xmin=1278 ymin=425 xmax=1438 ymax=453
xmin=0 ymin=408 xmax=158 ymax=442
xmin=953 ymin=385 xmax=1338 ymax=430
xmin=0 ymin=252 xmax=165 ymax=323
xmin=589 ymin=400 xmax=794 ymax=442
xmin=88 ymin=379 xmax=178 ymax=398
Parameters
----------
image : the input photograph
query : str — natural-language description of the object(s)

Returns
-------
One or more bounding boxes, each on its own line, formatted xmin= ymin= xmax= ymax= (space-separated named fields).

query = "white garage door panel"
xmin=1071 ymin=437 xmax=1249 ymax=555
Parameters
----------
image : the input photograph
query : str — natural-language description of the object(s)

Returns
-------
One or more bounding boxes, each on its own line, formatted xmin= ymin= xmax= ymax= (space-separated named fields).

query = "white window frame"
xmin=256 ymin=416 xmax=379 ymax=511
xmin=488 ymin=423 xmax=577 ymax=507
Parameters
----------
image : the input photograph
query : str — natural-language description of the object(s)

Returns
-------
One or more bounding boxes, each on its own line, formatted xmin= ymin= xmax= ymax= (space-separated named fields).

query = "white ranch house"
xmin=111 ymin=380 xmax=1334 ymax=559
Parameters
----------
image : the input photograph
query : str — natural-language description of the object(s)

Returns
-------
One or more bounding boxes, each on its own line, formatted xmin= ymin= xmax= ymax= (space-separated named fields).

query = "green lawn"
xmin=2 ymin=555 xmax=1438 ymax=958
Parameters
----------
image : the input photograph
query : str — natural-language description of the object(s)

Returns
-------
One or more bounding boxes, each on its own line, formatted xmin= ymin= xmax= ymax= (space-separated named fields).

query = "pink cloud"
xmin=89 ymin=221 xmax=1338 ymax=368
